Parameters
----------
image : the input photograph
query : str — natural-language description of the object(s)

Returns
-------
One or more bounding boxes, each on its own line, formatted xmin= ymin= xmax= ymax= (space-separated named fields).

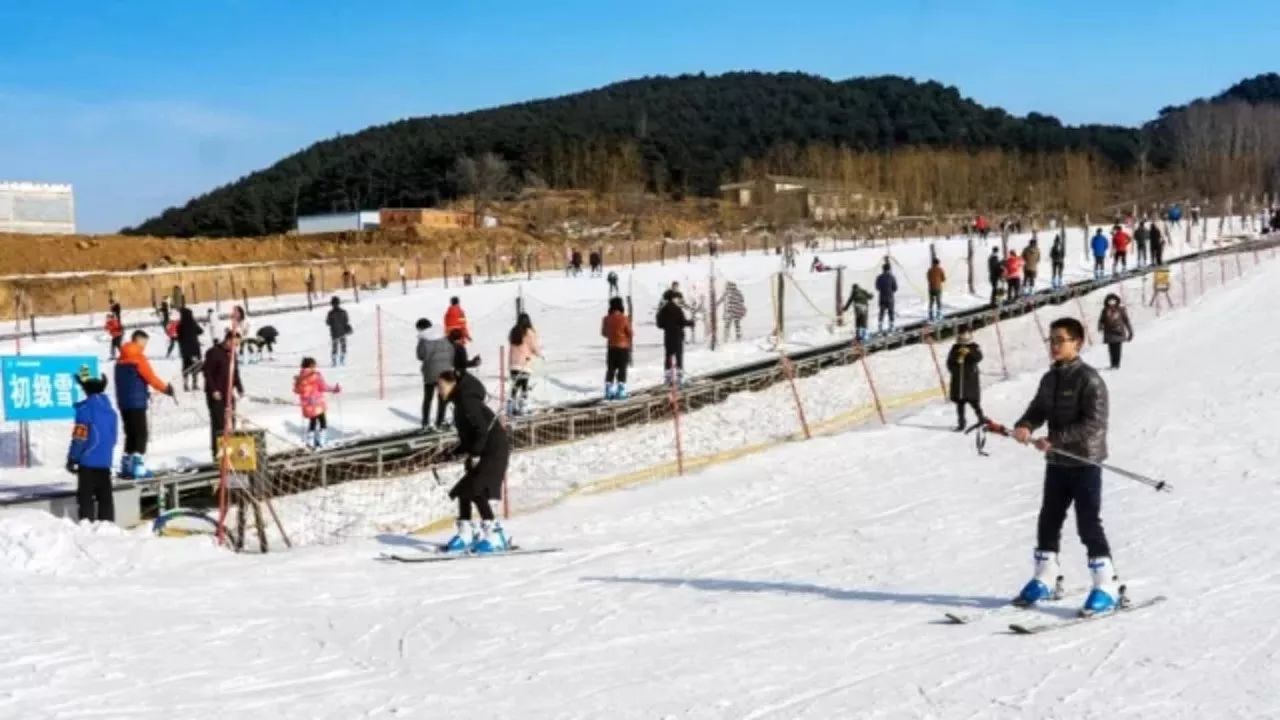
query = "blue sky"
xmin=1 ymin=0 xmax=1274 ymax=233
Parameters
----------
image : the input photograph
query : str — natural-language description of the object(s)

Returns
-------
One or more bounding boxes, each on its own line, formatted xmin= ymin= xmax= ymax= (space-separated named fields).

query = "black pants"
xmin=510 ymin=370 xmax=531 ymax=400
xmin=181 ymin=350 xmax=201 ymax=389
xmin=1151 ymin=243 xmax=1164 ymax=266
xmin=206 ymin=395 xmax=227 ymax=460
xmin=608 ymin=280 xmax=620 ymax=297
xmin=954 ymin=400 xmax=983 ymax=428
xmin=1051 ymin=261 xmax=1064 ymax=284
xmin=166 ymin=338 xmax=177 ymax=358
xmin=1137 ymin=243 xmax=1148 ymax=266
xmin=854 ymin=308 xmax=868 ymax=333
xmin=664 ymin=342 xmax=684 ymax=371
xmin=331 ymin=336 xmax=347 ymax=360
xmin=1037 ymin=464 xmax=1111 ymax=558
xmin=878 ymin=302 xmax=895 ymax=328
xmin=308 ymin=413 xmax=328 ymax=431
xmin=1094 ymin=256 xmax=1105 ymax=274
xmin=121 ymin=409 xmax=149 ymax=455
xmin=989 ymin=280 xmax=1001 ymax=305
xmin=457 ymin=495 xmax=495 ymax=522
xmin=1005 ymin=278 xmax=1021 ymax=300
xmin=110 ymin=336 xmax=123 ymax=359
xmin=77 ymin=467 xmax=114 ymax=522
xmin=422 ymin=380 xmax=436 ymax=428
xmin=1107 ymin=342 xmax=1123 ymax=369
xmin=606 ymin=347 xmax=630 ymax=384
xmin=1024 ymin=270 xmax=1037 ymax=291
xmin=928 ymin=290 xmax=942 ymax=318
xmin=1113 ymin=252 xmax=1128 ymax=273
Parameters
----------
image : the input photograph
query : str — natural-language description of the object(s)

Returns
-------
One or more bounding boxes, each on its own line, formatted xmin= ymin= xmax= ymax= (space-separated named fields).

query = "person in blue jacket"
xmin=67 ymin=371 xmax=119 ymax=522
xmin=1090 ymin=229 xmax=1109 ymax=279
xmin=874 ymin=262 xmax=898 ymax=332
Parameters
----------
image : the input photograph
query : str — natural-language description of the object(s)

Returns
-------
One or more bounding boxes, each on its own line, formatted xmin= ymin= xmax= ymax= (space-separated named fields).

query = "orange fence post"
xmin=499 ymin=345 xmax=509 ymax=520
xmin=922 ymin=327 xmax=947 ymax=398
xmin=376 ymin=305 xmax=385 ymax=401
xmin=780 ymin=356 xmax=812 ymax=439
xmin=856 ymin=343 xmax=887 ymax=425
xmin=1030 ymin=304 xmax=1050 ymax=359
xmin=1074 ymin=296 xmax=1093 ymax=347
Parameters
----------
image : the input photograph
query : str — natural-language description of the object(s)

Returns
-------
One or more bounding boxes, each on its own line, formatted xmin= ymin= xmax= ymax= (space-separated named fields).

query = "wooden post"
xmin=834 ymin=266 xmax=845 ymax=326
xmin=991 ymin=306 xmax=1010 ymax=378
xmin=780 ymin=356 xmax=811 ymax=439
xmin=668 ymin=355 xmax=685 ymax=475
xmin=857 ymin=344 xmax=886 ymax=425
xmin=922 ymin=327 xmax=947 ymax=398
xmin=774 ymin=272 xmax=785 ymax=341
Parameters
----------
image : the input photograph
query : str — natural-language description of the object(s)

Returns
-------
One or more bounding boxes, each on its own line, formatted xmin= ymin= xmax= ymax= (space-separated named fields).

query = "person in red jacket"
xmin=1004 ymin=250 xmax=1024 ymax=301
xmin=444 ymin=296 xmax=470 ymax=344
xmin=975 ymin=214 xmax=990 ymax=240
xmin=1111 ymin=225 xmax=1132 ymax=274
xmin=104 ymin=312 xmax=124 ymax=360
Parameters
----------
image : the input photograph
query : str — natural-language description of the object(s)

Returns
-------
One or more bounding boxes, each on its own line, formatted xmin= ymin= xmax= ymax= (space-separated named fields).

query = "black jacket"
xmin=176 ymin=310 xmax=204 ymax=355
xmin=656 ymin=301 xmax=693 ymax=347
xmin=946 ymin=342 xmax=983 ymax=403
xmin=325 ymin=307 xmax=351 ymax=339
xmin=1148 ymin=225 xmax=1163 ymax=246
xmin=201 ymin=344 xmax=243 ymax=400
xmin=1016 ymin=358 xmax=1108 ymax=466
xmin=452 ymin=341 xmax=481 ymax=373
xmin=987 ymin=254 xmax=1003 ymax=282
xmin=447 ymin=373 xmax=509 ymax=502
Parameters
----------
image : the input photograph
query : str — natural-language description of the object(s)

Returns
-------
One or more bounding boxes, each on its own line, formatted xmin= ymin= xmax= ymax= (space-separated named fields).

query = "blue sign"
xmin=1 ymin=356 xmax=99 ymax=422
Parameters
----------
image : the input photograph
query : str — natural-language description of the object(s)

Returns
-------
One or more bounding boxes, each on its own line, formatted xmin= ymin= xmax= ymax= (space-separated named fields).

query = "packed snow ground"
xmin=1 ymin=221 xmax=1227 ymax=496
xmin=1 ymin=238 xmax=1277 ymax=718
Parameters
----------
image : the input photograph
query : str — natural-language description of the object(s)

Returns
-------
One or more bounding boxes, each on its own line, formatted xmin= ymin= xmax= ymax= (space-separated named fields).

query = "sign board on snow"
xmin=0 ymin=356 xmax=99 ymax=422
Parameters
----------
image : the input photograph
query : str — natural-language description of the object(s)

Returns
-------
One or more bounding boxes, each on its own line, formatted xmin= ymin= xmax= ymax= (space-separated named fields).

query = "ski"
xmin=943 ymin=577 xmax=1070 ymax=625
xmin=1008 ymin=595 xmax=1167 ymax=635
xmin=380 ymin=547 xmax=562 ymax=563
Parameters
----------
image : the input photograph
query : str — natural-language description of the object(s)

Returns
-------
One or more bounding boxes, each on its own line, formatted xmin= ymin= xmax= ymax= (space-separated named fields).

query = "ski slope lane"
xmin=2 ymin=257 xmax=1278 ymax=718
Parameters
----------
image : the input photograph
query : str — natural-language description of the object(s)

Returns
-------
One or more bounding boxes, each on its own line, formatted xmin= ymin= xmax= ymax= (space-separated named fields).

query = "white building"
xmin=0 ymin=182 xmax=76 ymax=234
xmin=296 ymin=211 xmax=380 ymax=235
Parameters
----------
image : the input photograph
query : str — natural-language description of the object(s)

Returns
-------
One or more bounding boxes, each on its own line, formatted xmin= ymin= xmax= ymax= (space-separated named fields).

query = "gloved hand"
xmin=65 ymin=459 xmax=78 ymax=475
xmin=332 ymin=383 xmax=342 ymax=394
xmin=163 ymin=384 xmax=176 ymax=398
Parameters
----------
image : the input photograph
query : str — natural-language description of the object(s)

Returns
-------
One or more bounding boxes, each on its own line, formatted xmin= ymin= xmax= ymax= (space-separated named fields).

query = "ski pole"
xmin=973 ymin=420 xmax=1172 ymax=493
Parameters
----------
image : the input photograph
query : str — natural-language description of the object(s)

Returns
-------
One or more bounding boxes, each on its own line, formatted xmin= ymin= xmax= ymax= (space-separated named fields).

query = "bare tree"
xmin=453 ymin=152 xmax=512 ymax=226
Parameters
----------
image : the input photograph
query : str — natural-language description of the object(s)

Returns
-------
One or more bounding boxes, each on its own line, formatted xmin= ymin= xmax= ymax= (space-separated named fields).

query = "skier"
xmin=1111 ymin=226 xmax=1131 ymax=275
xmin=1004 ymin=250 xmax=1024 ymax=302
xmin=325 ymin=296 xmax=352 ymax=366
xmin=415 ymin=319 xmax=453 ymax=430
xmin=443 ymin=296 xmax=470 ymax=343
xmin=662 ymin=281 xmax=685 ymax=305
xmin=656 ymin=289 xmax=694 ymax=384
xmin=588 ymin=249 xmax=603 ymax=277
xmin=975 ymin=214 xmax=990 ymax=240
xmin=721 ymin=280 xmax=746 ymax=341
xmin=230 ymin=306 xmax=252 ymax=362
xmin=1148 ymin=223 xmax=1165 ymax=266
xmin=293 ymin=357 xmax=341 ymax=449
xmin=1097 ymin=294 xmax=1134 ymax=370
xmin=449 ymin=328 xmax=481 ymax=375
xmin=842 ymin=283 xmax=873 ymax=343
xmin=202 ymin=331 xmax=244 ymax=462
xmin=874 ymin=262 xmax=897 ymax=332
xmin=104 ymin=312 xmax=124 ymax=360
xmin=176 ymin=307 xmax=204 ymax=392
xmin=1090 ymin=228 xmax=1109 ymax=279
xmin=570 ymin=249 xmax=583 ymax=277
xmin=987 ymin=248 xmax=1004 ymax=305
xmin=607 ymin=270 xmax=620 ymax=297
xmin=946 ymin=329 xmax=984 ymax=431
xmin=205 ymin=307 xmax=220 ymax=341
xmin=1012 ymin=317 xmax=1118 ymax=615
xmin=66 ymin=371 xmax=118 ymax=522
xmin=1049 ymin=235 xmax=1065 ymax=289
xmin=252 ymin=325 xmax=279 ymax=361
xmin=1022 ymin=236 xmax=1041 ymax=293
xmin=113 ymin=330 xmax=175 ymax=479
xmin=1134 ymin=222 xmax=1150 ymax=267
xmin=926 ymin=257 xmax=945 ymax=321
xmin=437 ymin=369 xmax=511 ymax=553
xmin=163 ymin=307 xmax=179 ymax=359
xmin=507 ymin=313 xmax=542 ymax=416
xmin=601 ymin=296 xmax=633 ymax=400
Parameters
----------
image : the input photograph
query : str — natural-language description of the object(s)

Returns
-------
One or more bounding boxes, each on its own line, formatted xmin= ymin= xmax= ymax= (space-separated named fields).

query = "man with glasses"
xmin=1011 ymin=317 xmax=1119 ymax=615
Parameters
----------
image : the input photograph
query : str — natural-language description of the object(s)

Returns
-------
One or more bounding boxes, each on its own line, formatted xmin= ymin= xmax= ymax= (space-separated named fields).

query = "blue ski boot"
xmin=473 ymin=520 xmax=509 ymax=554
xmin=1013 ymin=550 xmax=1063 ymax=607
xmin=615 ymin=382 xmax=628 ymax=400
xmin=443 ymin=520 xmax=474 ymax=553
xmin=118 ymin=454 xmax=135 ymax=480
xmin=1082 ymin=557 xmax=1120 ymax=616
xmin=604 ymin=382 xmax=617 ymax=401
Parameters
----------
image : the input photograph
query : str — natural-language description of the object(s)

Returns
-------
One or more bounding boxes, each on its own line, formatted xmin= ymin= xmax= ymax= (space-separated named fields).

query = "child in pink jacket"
xmin=507 ymin=313 xmax=542 ymax=416
xmin=293 ymin=357 xmax=341 ymax=448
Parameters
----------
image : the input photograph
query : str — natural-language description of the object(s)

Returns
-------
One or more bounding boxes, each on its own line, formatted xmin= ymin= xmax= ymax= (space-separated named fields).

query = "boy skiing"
xmin=114 ymin=330 xmax=175 ymax=479
xmin=66 ymin=371 xmax=119 ymax=522
xmin=293 ymin=357 xmax=341 ymax=449
xmin=842 ymin=283 xmax=873 ymax=343
xmin=325 ymin=296 xmax=352 ymax=366
xmin=874 ymin=262 xmax=897 ymax=332
xmin=1011 ymin=317 xmax=1119 ymax=615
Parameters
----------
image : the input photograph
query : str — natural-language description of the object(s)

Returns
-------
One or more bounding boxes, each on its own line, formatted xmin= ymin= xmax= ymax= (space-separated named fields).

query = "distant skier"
xmin=163 ymin=315 xmax=179 ymax=359
xmin=231 ymin=305 xmax=252 ymax=361
xmin=842 ymin=283 xmax=873 ymax=343
xmin=721 ymin=280 xmax=746 ymax=341
xmin=415 ymin=319 xmax=452 ymax=430
xmin=975 ymin=214 xmax=990 ymax=241
xmin=202 ymin=331 xmax=244 ymax=462
xmin=437 ymin=369 xmax=510 ymax=554
xmin=66 ymin=371 xmax=118 ymax=522
xmin=1049 ymin=235 xmax=1065 ymax=289
xmin=1097 ymin=293 xmax=1134 ymax=370
xmin=874 ymin=262 xmax=897 ymax=332
xmin=589 ymin=249 xmax=603 ymax=277
xmin=987 ymin=247 xmax=1003 ymax=305
xmin=104 ymin=312 xmax=124 ymax=360
xmin=1111 ymin=225 xmax=1131 ymax=275
xmin=449 ymin=328 xmax=481 ymax=376
xmin=607 ymin=270 xmax=620 ymax=297
xmin=926 ymin=258 xmax=946 ymax=321
xmin=662 ymin=281 xmax=685 ymax=304
xmin=175 ymin=307 xmax=204 ymax=392
xmin=293 ymin=357 xmax=341 ymax=449
xmin=114 ymin=330 xmax=175 ymax=479
xmin=1090 ymin=229 xmax=1109 ymax=279
xmin=325 ymin=296 xmax=352 ymax=366
xmin=443 ymin=296 xmax=470 ymax=343
xmin=1134 ymin=222 xmax=1150 ymax=267
xmin=507 ymin=313 xmax=542 ymax=416
xmin=1004 ymin=250 xmax=1024 ymax=301
xmin=1148 ymin=223 xmax=1165 ymax=266
xmin=601 ymin=297 xmax=633 ymax=400
xmin=1011 ymin=316 xmax=1118 ymax=615
xmin=247 ymin=325 xmax=279 ymax=362
xmin=1022 ymin=236 xmax=1041 ymax=293
xmin=570 ymin=249 xmax=583 ymax=277
xmin=656 ymin=289 xmax=694 ymax=384
xmin=946 ymin=329 xmax=984 ymax=431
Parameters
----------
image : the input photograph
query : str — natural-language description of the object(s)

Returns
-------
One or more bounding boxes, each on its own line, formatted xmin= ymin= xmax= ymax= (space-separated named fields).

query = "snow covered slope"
xmin=1 ymin=245 xmax=1277 ymax=719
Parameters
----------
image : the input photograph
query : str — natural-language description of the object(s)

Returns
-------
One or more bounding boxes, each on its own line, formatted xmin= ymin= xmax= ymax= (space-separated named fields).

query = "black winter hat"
xmin=77 ymin=373 xmax=109 ymax=395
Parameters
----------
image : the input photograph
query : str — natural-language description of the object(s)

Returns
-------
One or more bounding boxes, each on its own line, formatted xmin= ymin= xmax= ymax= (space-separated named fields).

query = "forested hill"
xmin=128 ymin=72 xmax=1271 ymax=237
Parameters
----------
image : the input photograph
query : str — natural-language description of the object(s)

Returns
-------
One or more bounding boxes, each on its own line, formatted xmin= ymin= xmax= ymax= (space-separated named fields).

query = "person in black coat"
xmin=176 ymin=307 xmax=205 ymax=391
xmin=437 ymin=370 xmax=510 ymax=553
xmin=448 ymin=328 xmax=481 ymax=375
xmin=1097 ymin=293 xmax=1134 ymax=370
xmin=946 ymin=329 xmax=985 ymax=430
xmin=201 ymin=331 xmax=244 ymax=461
xmin=987 ymin=248 xmax=1004 ymax=305
xmin=656 ymin=295 xmax=694 ymax=382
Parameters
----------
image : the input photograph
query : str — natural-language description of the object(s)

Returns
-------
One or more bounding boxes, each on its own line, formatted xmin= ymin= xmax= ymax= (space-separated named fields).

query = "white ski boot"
xmin=1082 ymin=557 xmax=1121 ymax=616
xmin=1013 ymin=550 xmax=1063 ymax=606
xmin=443 ymin=520 xmax=475 ymax=553
xmin=315 ymin=429 xmax=328 ymax=449
xmin=473 ymin=520 xmax=509 ymax=554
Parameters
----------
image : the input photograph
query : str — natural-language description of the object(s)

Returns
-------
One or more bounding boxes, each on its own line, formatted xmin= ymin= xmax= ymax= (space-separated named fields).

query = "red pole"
xmin=1030 ymin=304 xmax=1049 ymax=359
xmin=780 ymin=356 xmax=811 ymax=439
xmin=499 ymin=345 xmax=509 ymax=520
xmin=922 ymin=327 xmax=948 ymax=398
xmin=669 ymin=355 xmax=685 ymax=475
xmin=376 ymin=305 xmax=385 ymax=401
xmin=992 ymin=306 xmax=1010 ymax=378
xmin=856 ymin=343 xmax=886 ymax=425
xmin=215 ymin=315 xmax=241 ymax=547
xmin=14 ymin=335 xmax=27 ymax=468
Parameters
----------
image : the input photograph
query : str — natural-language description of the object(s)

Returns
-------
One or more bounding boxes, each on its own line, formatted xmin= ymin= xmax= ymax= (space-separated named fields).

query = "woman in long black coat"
xmin=946 ymin=329 xmax=985 ymax=430
xmin=1098 ymin=293 xmax=1134 ymax=370
xmin=437 ymin=370 xmax=510 ymax=552
xmin=176 ymin=307 xmax=204 ymax=391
